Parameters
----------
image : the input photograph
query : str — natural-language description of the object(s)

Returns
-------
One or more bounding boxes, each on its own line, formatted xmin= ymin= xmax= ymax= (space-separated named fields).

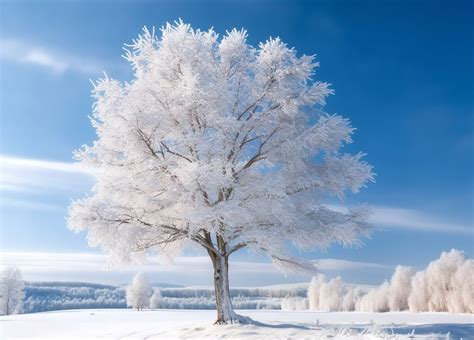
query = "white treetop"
xmin=0 ymin=267 xmax=24 ymax=315
xmin=68 ymin=21 xmax=374 ymax=323
xmin=126 ymin=272 xmax=152 ymax=310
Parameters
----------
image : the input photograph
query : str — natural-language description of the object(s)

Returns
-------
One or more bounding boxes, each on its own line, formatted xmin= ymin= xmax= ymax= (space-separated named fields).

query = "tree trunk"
xmin=210 ymin=253 xmax=250 ymax=324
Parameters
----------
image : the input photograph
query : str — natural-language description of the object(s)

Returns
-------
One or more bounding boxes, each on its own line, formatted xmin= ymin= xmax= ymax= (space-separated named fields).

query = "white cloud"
xmin=370 ymin=206 xmax=472 ymax=234
xmin=0 ymin=38 xmax=104 ymax=75
xmin=327 ymin=204 xmax=472 ymax=235
xmin=0 ymin=155 xmax=95 ymax=195
xmin=1 ymin=155 xmax=95 ymax=174
xmin=0 ymin=155 xmax=95 ymax=211
xmin=0 ymin=196 xmax=62 ymax=212
xmin=314 ymin=259 xmax=390 ymax=271
xmin=0 ymin=251 xmax=390 ymax=286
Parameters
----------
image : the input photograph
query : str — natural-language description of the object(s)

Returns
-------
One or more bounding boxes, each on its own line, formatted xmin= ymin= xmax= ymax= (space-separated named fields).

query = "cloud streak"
xmin=0 ymin=196 xmax=63 ymax=212
xmin=314 ymin=259 xmax=390 ymax=271
xmin=0 ymin=251 xmax=390 ymax=286
xmin=370 ymin=206 xmax=472 ymax=234
xmin=0 ymin=155 xmax=95 ymax=194
xmin=0 ymin=38 xmax=105 ymax=75
xmin=0 ymin=154 xmax=95 ymax=211
xmin=1 ymin=155 xmax=95 ymax=175
xmin=326 ymin=204 xmax=472 ymax=235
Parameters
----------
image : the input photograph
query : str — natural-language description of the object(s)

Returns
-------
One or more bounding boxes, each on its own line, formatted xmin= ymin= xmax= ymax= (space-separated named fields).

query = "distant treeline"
xmin=22 ymin=282 xmax=126 ymax=313
xmin=21 ymin=282 xmax=308 ymax=313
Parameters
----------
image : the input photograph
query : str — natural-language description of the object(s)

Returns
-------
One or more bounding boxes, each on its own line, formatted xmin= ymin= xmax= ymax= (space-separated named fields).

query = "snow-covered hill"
xmin=1 ymin=309 xmax=473 ymax=339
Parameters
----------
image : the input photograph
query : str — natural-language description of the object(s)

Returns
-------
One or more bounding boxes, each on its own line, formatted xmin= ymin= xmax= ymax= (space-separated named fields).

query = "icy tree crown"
xmin=68 ymin=21 xmax=374 ymax=271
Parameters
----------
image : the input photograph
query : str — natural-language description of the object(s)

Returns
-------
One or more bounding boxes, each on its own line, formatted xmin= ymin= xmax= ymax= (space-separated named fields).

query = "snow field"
xmin=1 ymin=309 xmax=473 ymax=339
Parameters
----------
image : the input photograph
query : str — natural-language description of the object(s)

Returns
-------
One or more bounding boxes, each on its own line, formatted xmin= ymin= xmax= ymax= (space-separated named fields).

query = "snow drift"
xmin=308 ymin=249 xmax=474 ymax=313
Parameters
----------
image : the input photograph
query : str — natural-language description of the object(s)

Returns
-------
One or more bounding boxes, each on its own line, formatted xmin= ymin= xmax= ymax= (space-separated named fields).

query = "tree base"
xmin=214 ymin=313 xmax=253 ymax=325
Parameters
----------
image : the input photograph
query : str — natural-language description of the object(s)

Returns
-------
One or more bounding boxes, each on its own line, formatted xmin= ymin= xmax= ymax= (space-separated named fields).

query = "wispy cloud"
xmin=0 ymin=155 xmax=95 ymax=194
xmin=0 ymin=38 xmax=104 ymax=75
xmin=370 ymin=206 xmax=472 ymax=234
xmin=314 ymin=259 xmax=390 ymax=271
xmin=327 ymin=204 xmax=472 ymax=235
xmin=0 ymin=251 xmax=390 ymax=286
xmin=0 ymin=155 xmax=95 ymax=211
xmin=1 ymin=155 xmax=95 ymax=175
xmin=0 ymin=196 xmax=63 ymax=212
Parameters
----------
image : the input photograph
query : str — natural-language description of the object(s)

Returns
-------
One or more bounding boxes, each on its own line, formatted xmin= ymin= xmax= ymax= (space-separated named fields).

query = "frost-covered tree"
xmin=358 ymin=281 xmax=390 ymax=312
xmin=150 ymin=288 xmax=162 ymax=309
xmin=306 ymin=250 xmax=473 ymax=313
xmin=68 ymin=21 xmax=374 ymax=324
xmin=0 ymin=267 xmax=24 ymax=315
xmin=387 ymin=265 xmax=415 ymax=311
xmin=126 ymin=272 xmax=152 ymax=311
xmin=319 ymin=277 xmax=345 ymax=312
xmin=408 ymin=249 xmax=474 ymax=313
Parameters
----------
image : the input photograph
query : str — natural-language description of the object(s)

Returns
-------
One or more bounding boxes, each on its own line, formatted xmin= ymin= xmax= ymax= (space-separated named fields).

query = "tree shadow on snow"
xmin=248 ymin=319 xmax=311 ymax=330
xmin=243 ymin=320 xmax=474 ymax=339
xmin=392 ymin=323 xmax=474 ymax=339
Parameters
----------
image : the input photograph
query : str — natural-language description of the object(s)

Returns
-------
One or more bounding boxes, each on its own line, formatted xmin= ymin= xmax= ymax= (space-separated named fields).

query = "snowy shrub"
xmin=281 ymin=297 xmax=308 ymax=310
xmin=308 ymin=275 xmax=356 ymax=312
xmin=150 ymin=288 xmax=162 ymax=309
xmin=357 ymin=282 xmax=390 ymax=312
xmin=308 ymin=274 xmax=325 ymax=310
xmin=450 ymin=259 xmax=474 ymax=313
xmin=408 ymin=249 xmax=474 ymax=313
xmin=307 ymin=249 xmax=473 ymax=313
xmin=319 ymin=277 xmax=345 ymax=312
xmin=407 ymin=271 xmax=428 ymax=313
xmin=388 ymin=266 xmax=415 ymax=311
xmin=342 ymin=287 xmax=364 ymax=312
xmin=233 ymin=297 xmax=281 ymax=310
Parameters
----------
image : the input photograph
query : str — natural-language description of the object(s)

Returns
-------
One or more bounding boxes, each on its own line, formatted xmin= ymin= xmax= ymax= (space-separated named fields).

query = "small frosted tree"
xmin=68 ymin=21 xmax=374 ymax=324
xmin=150 ymin=288 xmax=162 ymax=309
xmin=126 ymin=272 xmax=152 ymax=311
xmin=0 ymin=267 xmax=24 ymax=315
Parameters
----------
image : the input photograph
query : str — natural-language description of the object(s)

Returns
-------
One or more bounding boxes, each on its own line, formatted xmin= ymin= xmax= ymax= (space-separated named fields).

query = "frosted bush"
xmin=342 ymin=287 xmax=364 ymax=311
xmin=308 ymin=274 xmax=326 ymax=310
xmin=408 ymin=249 xmax=474 ymax=313
xmin=452 ymin=260 xmax=474 ymax=313
xmin=308 ymin=249 xmax=473 ymax=313
xmin=357 ymin=282 xmax=390 ymax=312
xmin=281 ymin=297 xmax=309 ymax=310
xmin=150 ymin=288 xmax=162 ymax=309
xmin=319 ymin=277 xmax=345 ymax=311
xmin=388 ymin=266 xmax=415 ymax=311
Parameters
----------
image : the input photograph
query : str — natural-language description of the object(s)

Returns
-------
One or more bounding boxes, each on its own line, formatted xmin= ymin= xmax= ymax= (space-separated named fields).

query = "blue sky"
xmin=0 ymin=0 xmax=472 ymax=286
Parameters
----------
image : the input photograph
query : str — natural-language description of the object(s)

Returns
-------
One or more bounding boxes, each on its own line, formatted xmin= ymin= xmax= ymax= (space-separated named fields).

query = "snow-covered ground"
xmin=1 ymin=309 xmax=473 ymax=339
